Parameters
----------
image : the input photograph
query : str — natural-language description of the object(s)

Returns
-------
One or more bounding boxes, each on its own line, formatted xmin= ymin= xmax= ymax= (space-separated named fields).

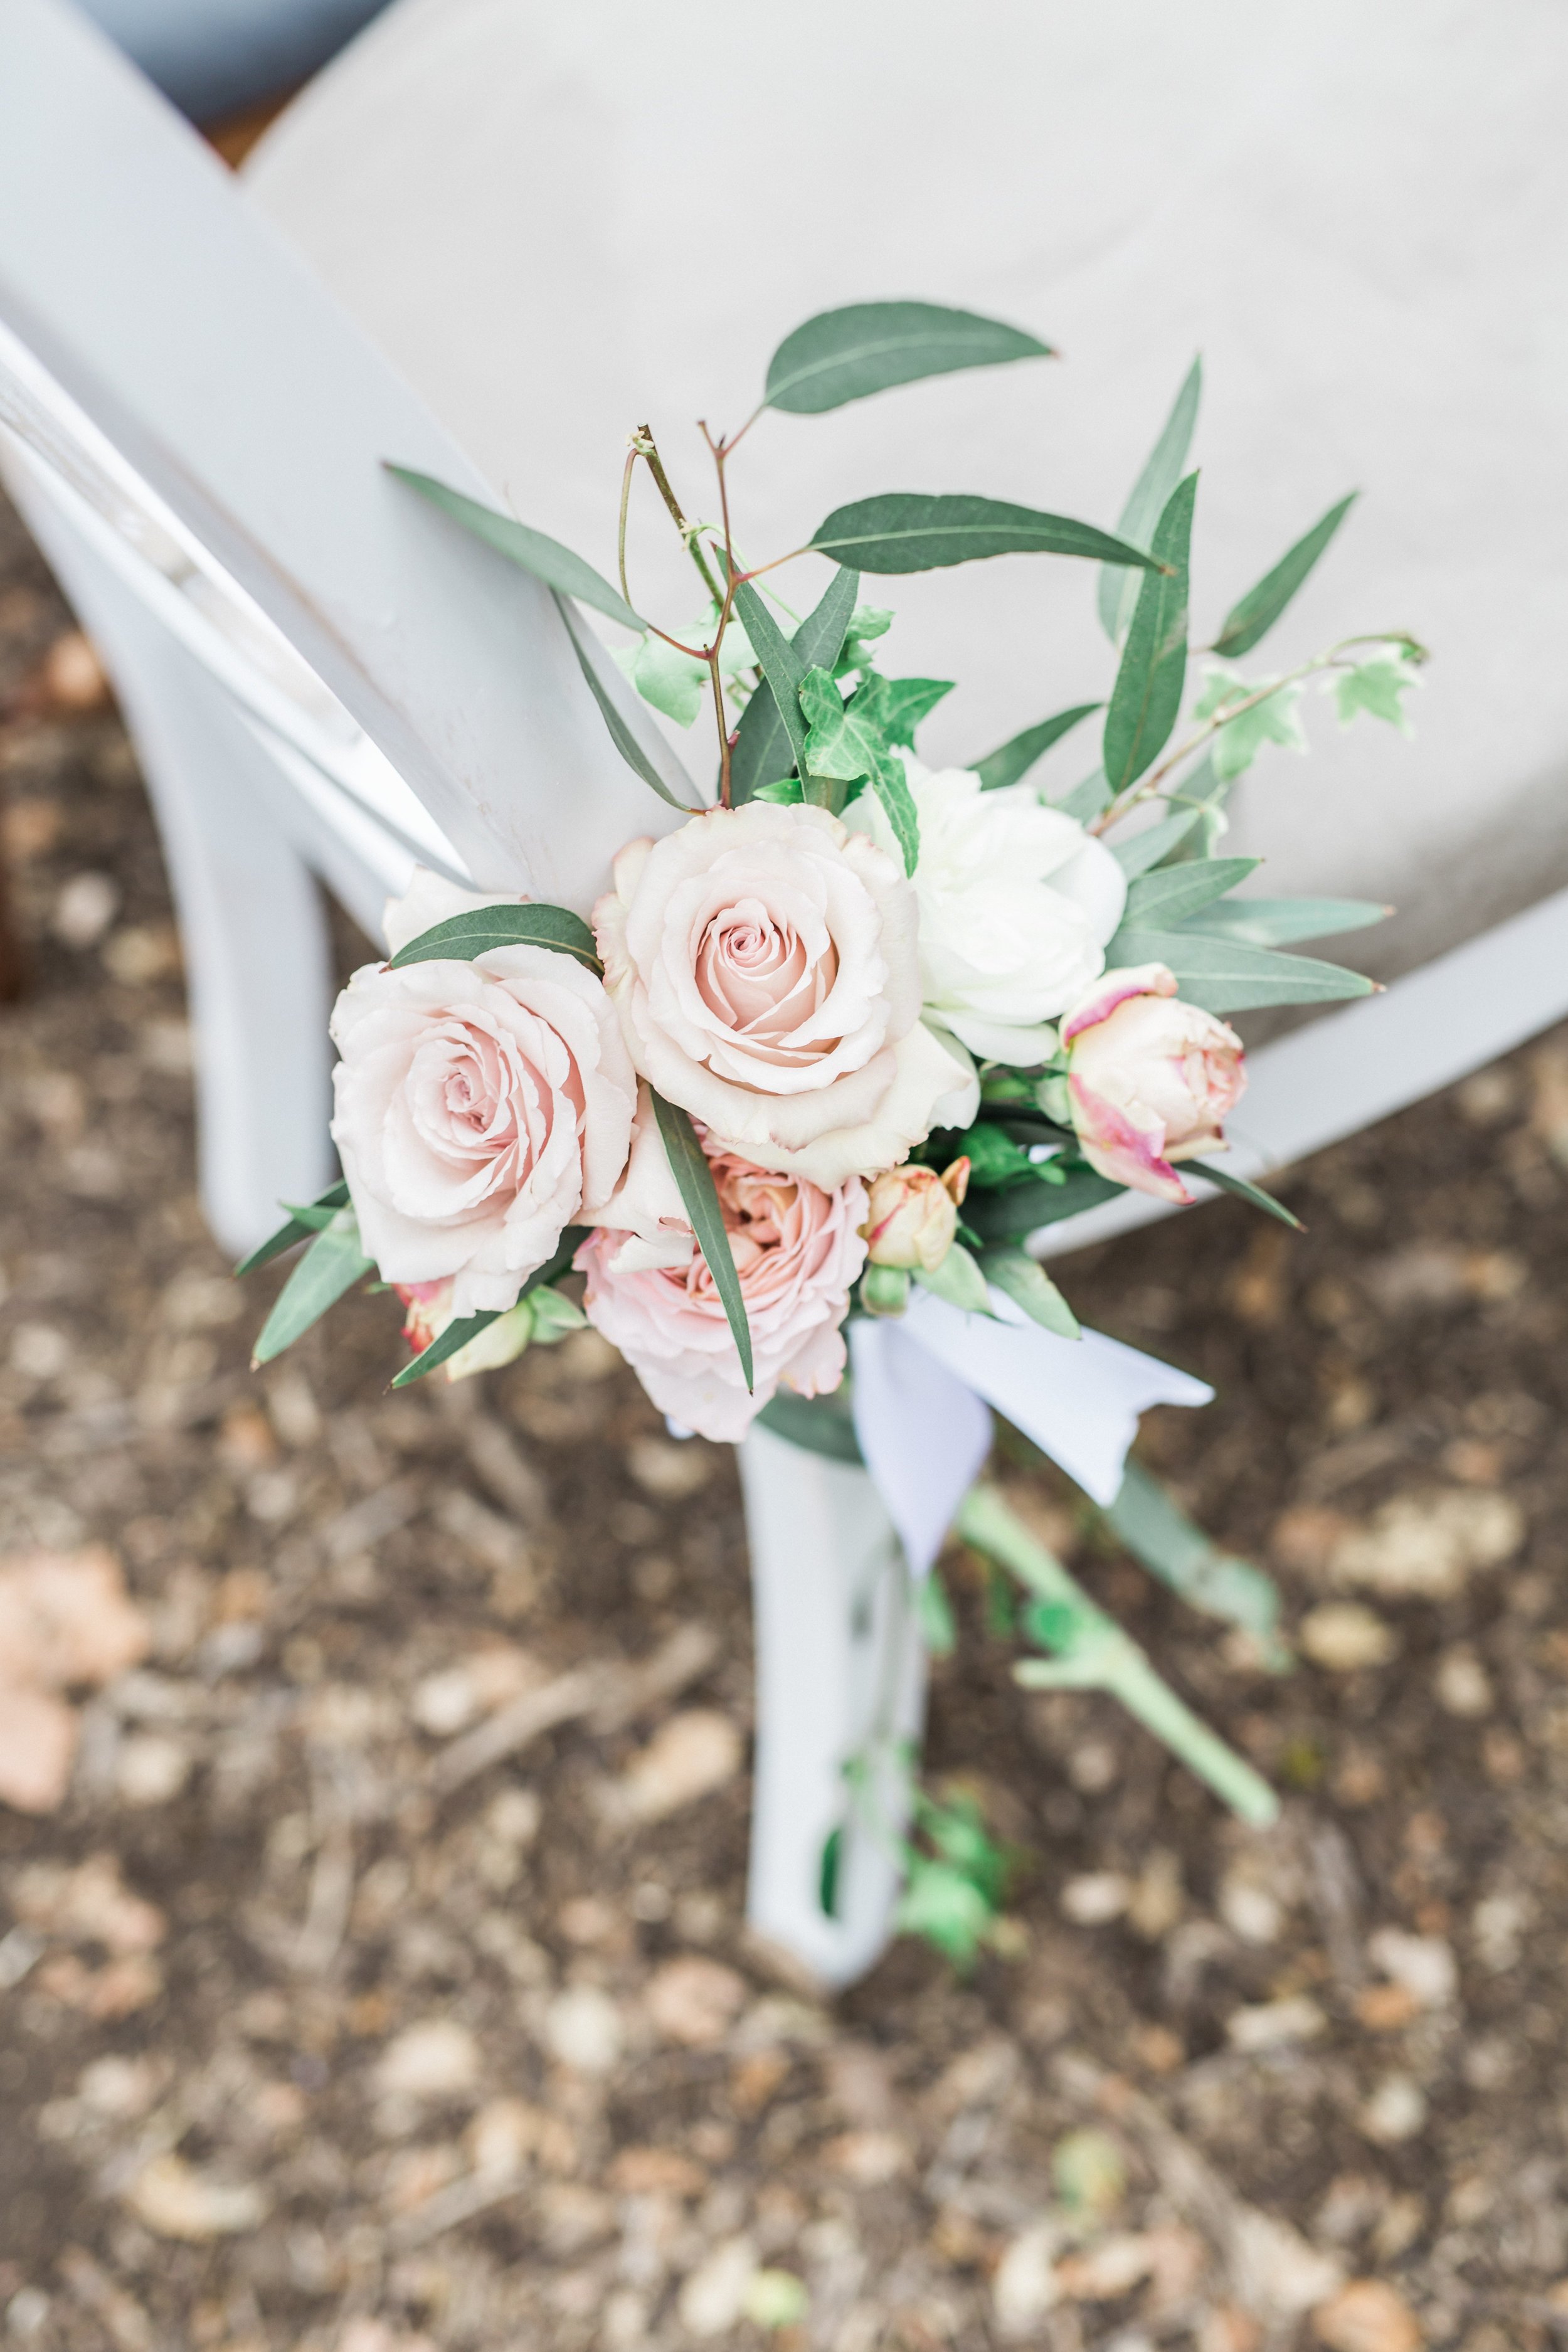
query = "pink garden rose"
xmin=577 ymin=1103 xmax=868 ymax=1442
xmin=1062 ymin=963 xmax=1246 ymax=1204
xmin=592 ymin=802 xmax=975 ymax=1192
xmin=331 ymin=872 xmax=635 ymax=1315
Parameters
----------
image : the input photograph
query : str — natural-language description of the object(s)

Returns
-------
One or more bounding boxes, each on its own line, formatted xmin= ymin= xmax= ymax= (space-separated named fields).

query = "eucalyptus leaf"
xmin=235 ymin=1179 xmax=349 ymax=1278
xmin=810 ymin=493 xmax=1167 ymax=576
xmin=651 ymin=1092 xmax=754 ymax=1389
xmin=765 ymin=300 xmax=1052 ymax=414
xmin=1121 ymin=856 xmax=1261 ymax=929
xmin=982 ymin=1248 xmax=1081 ymax=1338
xmin=1102 ymin=471 xmax=1197 ymax=798
xmin=756 ymin=1388 xmax=864 ymax=1464
xmin=1098 ymin=356 xmax=1202 ymax=645
xmin=1110 ymin=807 xmax=1201 ymax=875
xmin=389 ymin=1228 xmax=585 ymax=1388
xmin=1184 ymin=894 xmax=1388 ymax=946
xmin=1057 ymin=766 xmax=1113 ymax=821
xmin=251 ymin=1207 xmax=371 ymax=1366
xmin=1212 ymin=492 xmax=1358 ymax=659
xmin=387 ymin=465 xmax=642 ymax=630
xmin=1105 ymin=1462 xmax=1282 ymax=1646
xmin=1187 ymin=1158 xmax=1303 ymax=1229
xmin=731 ymin=580 xmax=812 ymax=783
xmin=388 ymin=902 xmax=601 ymax=973
xmin=965 ymin=1166 xmax=1125 ymax=1244
xmin=728 ymin=568 xmax=859 ymax=805
xmin=1106 ymin=926 xmax=1374 ymax=1012
xmin=974 ymin=702 xmax=1101 ymax=792
xmin=558 ymin=598 xmax=698 ymax=810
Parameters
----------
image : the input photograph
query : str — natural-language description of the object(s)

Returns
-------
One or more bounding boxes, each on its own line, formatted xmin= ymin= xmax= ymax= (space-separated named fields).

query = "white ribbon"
xmin=848 ymin=1287 xmax=1212 ymax=1578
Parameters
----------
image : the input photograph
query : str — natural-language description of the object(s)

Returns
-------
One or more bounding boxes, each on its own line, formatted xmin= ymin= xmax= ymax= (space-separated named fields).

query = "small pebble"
xmin=374 ymin=2020 xmax=481 ymax=2101
xmin=1059 ymin=1872 xmax=1129 ymax=1925
xmin=543 ymin=1985 xmax=624 ymax=2077
xmin=1358 ymin=2074 xmax=1428 ymax=2145
xmin=1300 ymin=1602 xmax=1399 ymax=1671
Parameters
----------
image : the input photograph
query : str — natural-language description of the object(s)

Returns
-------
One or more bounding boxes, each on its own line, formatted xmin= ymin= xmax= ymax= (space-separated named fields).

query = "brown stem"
xmin=617 ymin=445 xmax=638 ymax=609
xmin=709 ymin=654 xmax=733 ymax=807
xmin=633 ymin=426 xmax=724 ymax=607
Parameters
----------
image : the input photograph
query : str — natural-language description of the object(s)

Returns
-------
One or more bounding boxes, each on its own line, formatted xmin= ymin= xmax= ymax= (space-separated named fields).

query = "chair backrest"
xmin=245 ymin=0 xmax=1568 ymax=978
xmin=0 ymin=0 xmax=692 ymax=916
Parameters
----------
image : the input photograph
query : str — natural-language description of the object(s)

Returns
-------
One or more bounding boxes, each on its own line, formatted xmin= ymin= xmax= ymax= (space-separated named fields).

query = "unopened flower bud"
xmin=862 ymin=1162 xmax=965 ymax=1273
xmin=861 ymin=1263 xmax=912 ymax=1316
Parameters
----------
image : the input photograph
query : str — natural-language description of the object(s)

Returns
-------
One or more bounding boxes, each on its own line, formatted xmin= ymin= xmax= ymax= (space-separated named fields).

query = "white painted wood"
xmin=738 ymin=1428 xmax=924 ymax=1988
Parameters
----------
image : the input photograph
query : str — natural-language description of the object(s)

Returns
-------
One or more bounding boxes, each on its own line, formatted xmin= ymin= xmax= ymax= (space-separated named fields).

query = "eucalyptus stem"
xmin=955 ymin=1484 xmax=1278 ymax=1826
xmin=632 ymin=425 xmax=725 ymax=607
xmin=617 ymin=445 xmax=638 ymax=608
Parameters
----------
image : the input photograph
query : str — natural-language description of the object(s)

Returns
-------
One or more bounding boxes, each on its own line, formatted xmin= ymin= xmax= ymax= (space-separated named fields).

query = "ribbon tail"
xmin=848 ymin=1318 xmax=993 ymax=1579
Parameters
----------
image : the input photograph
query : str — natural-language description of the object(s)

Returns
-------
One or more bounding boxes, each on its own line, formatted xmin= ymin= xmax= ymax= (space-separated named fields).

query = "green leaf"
xmin=974 ymin=702 xmax=1101 ymax=792
xmin=819 ymin=1826 xmax=844 ymax=1919
xmin=912 ymin=1241 xmax=994 ymax=1314
xmin=965 ymin=1166 xmax=1125 ymax=1244
xmin=1110 ymin=806 xmax=1202 ymax=875
xmin=251 ymin=1207 xmax=372 ymax=1365
xmin=1121 ymin=856 xmax=1261 ymax=929
xmin=1104 ymin=926 xmax=1375 ymax=1013
xmin=651 ymin=1092 xmax=753 ymax=1390
xmin=872 ymin=675 xmax=955 ymax=748
xmin=1057 ymin=766 xmax=1113 ymax=822
xmin=1102 ymin=471 xmax=1197 ymax=798
xmin=953 ymin=1123 xmax=1041 ymax=1190
xmin=729 ymin=568 xmax=859 ymax=805
xmin=810 ymin=493 xmax=1168 ymax=576
xmin=755 ymin=1386 xmax=864 ymax=1464
xmin=1184 ymin=894 xmax=1386 ymax=947
xmin=1334 ymin=649 xmax=1422 ymax=734
xmin=765 ymin=299 xmax=1052 ymax=414
xmin=1187 ymin=1158 xmax=1303 ymax=1229
xmin=750 ymin=776 xmax=805 ymax=805
xmin=982 ymin=1247 xmax=1081 ymax=1338
xmin=1194 ymin=664 xmax=1308 ymax=782
xmin=387 ymin=465 xmax=642 ymax=630
xmin=1212 ymin=492 xmax=1358 ymax=659
xmin=834 ymin=603 xmax=894 ymax=677
xmin=797 ymin=667 xmax=921 ymax=869
xmin=388 ymin=901 xmax=601 ymax=973
xmin=1105 ymin=1461 xmax=1282 ymax=1645
xmin=731 ymin=580 xmax=813 ymax=784
xmin=235 ymin=1179 xmax=349 ymax=1278
xmin=1098 ymin=355 xmax=1202 ymax=645
xmin=916 ymin=1568 xmax=957 ymax=1657
xmin=558 ymin=598 xmax=697 ymax=810
xmin=389 ymin=1228 xmax=585 ymax=1389
xmin=896 ymin=1858 xmax=996 ymax=1969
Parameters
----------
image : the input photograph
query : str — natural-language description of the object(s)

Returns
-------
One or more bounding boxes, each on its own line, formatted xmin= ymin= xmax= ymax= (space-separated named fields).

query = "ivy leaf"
xmin=388 ymin=901 xmax=601 ymax=973
xmin=650 ymin=1093 xmax=753 ymax=1390
xmin=869 ymin=674 xmax=955 ymax=748
xmin=797 ymin=667 xmax=921 ymax=871
xmin=973 ymin=702 xmax=1101 ymax=792
xmin=1334 ymin=649 xmax=1422 ymax=734
xmin=1103 ymin=472 xmax=1197 ymax=798
xmin=386 ymin=466 xmax=642 ymax=630
xmin=1212 ymin=492 xmax=1358 ymax=659
xmin=1098 ymin=355 xmax=1202 ymax=645
xmin=764 ymin=299 xmax=1052 ymax=414
xmin=1120 ymin=856 xmax=1261 ymax=929
xmin=235 ymin=1179 xmax=349 ymax=1278
xmin=728 ymin=567 xmax=859 ymax=805
xmin=251 ymin=1207 xmax=372 ymax=1365
xmin=834 ymin=603 xmax=894 ymax=677
xmin=1194 ymin=664 xmax=1308 ymax=781
xmin=809 ymin=493 xmax=1168 ymax=576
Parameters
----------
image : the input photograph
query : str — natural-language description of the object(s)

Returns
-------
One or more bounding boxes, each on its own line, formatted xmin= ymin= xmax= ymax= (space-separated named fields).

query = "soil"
xmin=1 ymin=484 xmax=1565 ymax=2352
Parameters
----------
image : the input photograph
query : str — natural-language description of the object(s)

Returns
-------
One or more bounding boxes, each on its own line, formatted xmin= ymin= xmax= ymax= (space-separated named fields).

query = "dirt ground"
xmin=1 ymin=485 xmax=1566 ymax=2352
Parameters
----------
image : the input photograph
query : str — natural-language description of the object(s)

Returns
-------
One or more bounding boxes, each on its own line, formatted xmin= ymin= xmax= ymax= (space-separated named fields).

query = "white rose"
xmin=330 ymin=871 xmax=635 ymax=1315
xmin=849 ymin=762 xmax=1127 ymax=1064
xmin=592 ymin=802 xmax=975 ymax=1190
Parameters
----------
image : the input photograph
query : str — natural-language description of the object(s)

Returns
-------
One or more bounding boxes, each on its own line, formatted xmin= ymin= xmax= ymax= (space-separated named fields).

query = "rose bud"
xmin=862 ymin=1158 xmax=970 ymax=1273
xmin=1061 ymin=963 xmax=1246 ymax=1204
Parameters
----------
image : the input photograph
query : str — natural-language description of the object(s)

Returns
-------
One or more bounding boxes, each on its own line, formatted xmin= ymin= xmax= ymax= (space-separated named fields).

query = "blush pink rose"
xmin=331 ymin=872 xmax=635 ymax=1315
xmin=1062 ymin=963 xmax=1246 ymax=1204
xmin=592 ymin=802 xmax=975 ymax=1192
xmin=576 ymin=1104 xmax=868 ymax=1442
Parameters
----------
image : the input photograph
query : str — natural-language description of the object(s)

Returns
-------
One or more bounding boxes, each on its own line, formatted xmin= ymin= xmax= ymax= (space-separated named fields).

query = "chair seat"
xmin=243 ymin=0 xmax=1568 ymax=979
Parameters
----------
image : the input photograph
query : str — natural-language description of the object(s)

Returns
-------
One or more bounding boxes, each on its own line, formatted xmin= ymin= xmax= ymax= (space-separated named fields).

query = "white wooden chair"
xmin=4 ymin=0 xmax=1568 ymax=1984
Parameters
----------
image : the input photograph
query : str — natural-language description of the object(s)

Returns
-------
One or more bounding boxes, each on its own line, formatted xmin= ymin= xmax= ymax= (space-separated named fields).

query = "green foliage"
xmin=896 ymin=1788 xmax=1014 ymax=1970
xmin=1193 ymin=663 xmax=1308 ymax=781
xmin=973 ymin=701 xmax=1101 ymax=792
xmin=235 ymin=1179 xmax=349 ymax=1278
xmin=916 ymin=1567 xmax=958 ymax=1658
xmin=1335 ymin=645 xmax=1423 ymax=732
xmin=834 ymin=603 xmax=894 ymax=677
xmin=389 ymin=1229 xmax=585 ymax=1387
xmin=251 ymin=1205 xmax=372 ymax=1365
xmin=386 ymin=466 xmax=642 ymax=629
xmin=1052 ymin=2128 xmax=1128 ymax=2220
xmin=1111 ymin=805 xmax=1202 ymax=874
xmin=1184 ymin=894 xmax=1388 ymax=946
xmin=743 ymin=2272 xmax=810 ymax=2332
xmin=797 ymin=665 xmax=923 ymax=868
xmin=1098 ymin=355 xmax=1202 ymax=645
xmin=964 ymin=1165 xmax=1125 ymax=1244
xmin=728 ymin=566 xmax=859 ymax=804
xmin=1120 ymin=856 xmax=1261 ymax=929
xmin=1186 ymin=1158 xmax=1303 ymax=1231
xmin=1104 ymin=1461 xmax=1284 ymax=1650
xmin=558 ymin=600 xmax=696 ymax=810
xmin=1212 ymin=490 xmax=1358 ymax=659
xmin=981 ymin=1246 xmax=1081 ymax=1339
xmin=954 ymin=1123 xmax=1041 ymax=1190
xmin=730 ymin=580 xmax=813 ymax=787
xmin=810 ymin=492 xmax=1168 ymax=576
xmin=651 ymin=1092 xmax=754 ymax=1389
xmin=1056 ymin=765 xmax=1113 ymax=821
xmin=388 ymin=901 xmax=601 ymax=974
xmin=818 ymin=1825 xmax=843 ymax=1919
xmin=1103 ymin=471 xmax=1197 ymax=798
xmin=755 ymin=1386 xmax=864 ymax=1464
xmin=764 ymin=299 xmax=1052 ymax=414
xmin=912 ymin=1241 xmax=992 ymax=1313
xmin=619 ymin=610 xmax=755 ymax=729
xmin=1103 ymin=926 xmax=1374 ymax=1013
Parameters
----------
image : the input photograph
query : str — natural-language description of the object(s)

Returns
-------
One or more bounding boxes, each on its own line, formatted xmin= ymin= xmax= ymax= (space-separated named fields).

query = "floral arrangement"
xmin=240 ymin=304 xmax=1421 ymax=1957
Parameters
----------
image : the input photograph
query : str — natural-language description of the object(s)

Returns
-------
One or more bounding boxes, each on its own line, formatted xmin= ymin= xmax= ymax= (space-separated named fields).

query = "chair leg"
xmin=738 ymin=1424 xmax=926 ymax=1989
xmin=9 ymin=482 xmax=335 ymax=1256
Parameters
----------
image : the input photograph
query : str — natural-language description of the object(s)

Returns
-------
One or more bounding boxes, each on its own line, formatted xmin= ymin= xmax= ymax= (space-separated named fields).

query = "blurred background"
xmin=2 ymin=7 xmax=1567 ymax=2352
